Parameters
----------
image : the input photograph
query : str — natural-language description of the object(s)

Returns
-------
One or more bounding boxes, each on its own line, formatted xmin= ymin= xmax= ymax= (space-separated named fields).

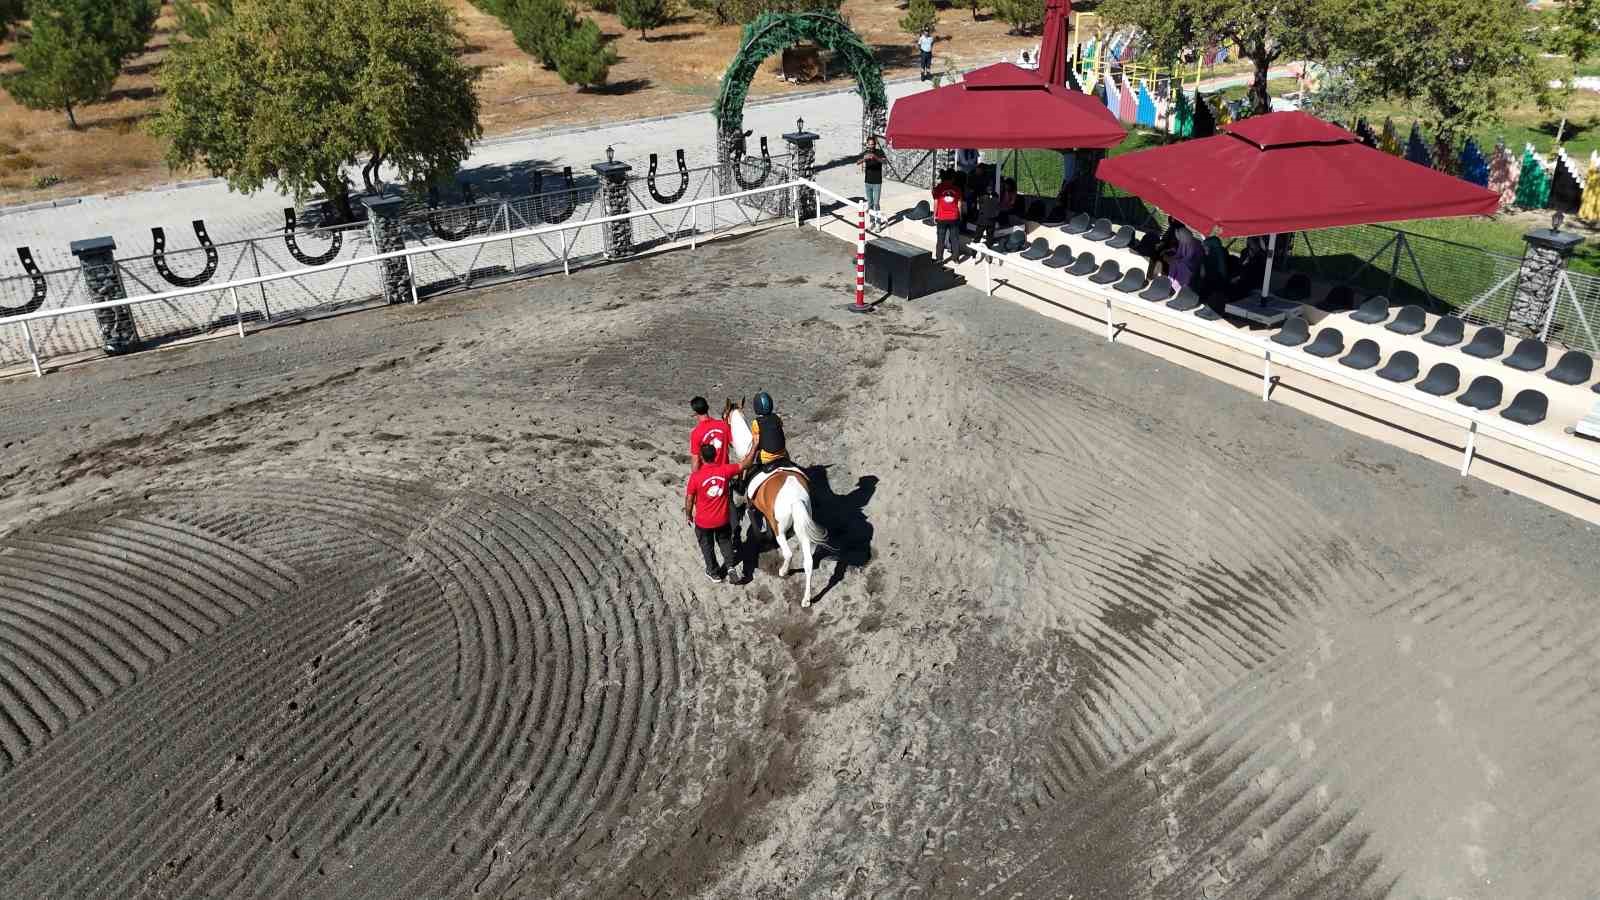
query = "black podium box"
xmin=864 ymin=237 xmax=956 ymax=300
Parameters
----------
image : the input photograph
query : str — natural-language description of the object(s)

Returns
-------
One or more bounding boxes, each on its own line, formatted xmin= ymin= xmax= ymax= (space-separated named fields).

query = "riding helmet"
xmin=754 ymin=391 xmax=774 ymax=416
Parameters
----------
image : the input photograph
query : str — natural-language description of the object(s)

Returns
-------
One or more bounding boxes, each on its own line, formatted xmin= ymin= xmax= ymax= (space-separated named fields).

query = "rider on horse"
xmin=742 ymin=391 xmax=793 ymax=475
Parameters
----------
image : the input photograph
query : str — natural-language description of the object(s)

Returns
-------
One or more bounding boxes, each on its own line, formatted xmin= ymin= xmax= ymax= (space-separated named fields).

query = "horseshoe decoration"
xmin=534 ymin=166 xmax=578 ymax=224
xmin=151 ymin=220 xmax=219 ymax=288
xmin=732 ymin=136 xmax=773 ymax=190
xmin=647 ymin=149 xmax=689 ymax=205
xmin=283 ymin=208 xmax=344 ymax=266
xmin=1 ymin=247 xmax=48 ymax=316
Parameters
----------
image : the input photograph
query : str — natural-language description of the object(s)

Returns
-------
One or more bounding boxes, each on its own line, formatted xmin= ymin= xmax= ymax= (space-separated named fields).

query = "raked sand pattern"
xmin=0 ymin=228 xmax=1595 ymax=898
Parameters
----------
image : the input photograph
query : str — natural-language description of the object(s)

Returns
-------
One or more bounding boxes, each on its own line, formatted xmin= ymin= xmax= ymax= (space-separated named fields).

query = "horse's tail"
xmin=793 ymin=497 xmax=828 ymax=547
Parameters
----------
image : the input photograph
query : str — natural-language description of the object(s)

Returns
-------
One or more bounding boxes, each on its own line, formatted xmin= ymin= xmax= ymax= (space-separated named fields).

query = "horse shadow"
xmin=739 ymin=466 xmax=876 ymax=603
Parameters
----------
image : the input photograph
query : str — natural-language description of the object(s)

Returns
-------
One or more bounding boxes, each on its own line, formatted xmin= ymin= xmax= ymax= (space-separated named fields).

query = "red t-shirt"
xmin=933 ymin=182 xmax=962 ymax=221
xmin=686 ymin=463 xmax=741 ymax=529
xmin=689 ymin=418 xmax=731 ymax=466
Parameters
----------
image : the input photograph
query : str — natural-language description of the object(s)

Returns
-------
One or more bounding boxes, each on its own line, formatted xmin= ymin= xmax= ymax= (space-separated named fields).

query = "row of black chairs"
xmin=1273 ymin=316 xmax=1550 ymax=424
xmin=1347 ymin=295 xmax=1597 ymax=390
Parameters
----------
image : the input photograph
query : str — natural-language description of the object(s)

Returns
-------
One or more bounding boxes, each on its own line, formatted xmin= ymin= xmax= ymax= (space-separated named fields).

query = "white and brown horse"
xmin=724 ymin=399 xmax=828 ymax=607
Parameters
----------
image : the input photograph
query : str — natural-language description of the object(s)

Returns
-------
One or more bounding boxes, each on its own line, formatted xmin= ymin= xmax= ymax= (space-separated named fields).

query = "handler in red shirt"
xmin=932 ymin=169 xmax=966 ymax=265
xmin=688 ymin=395 xmax=731 ymax=472
xmin=685 ymin=443 xmax=742 ymax=582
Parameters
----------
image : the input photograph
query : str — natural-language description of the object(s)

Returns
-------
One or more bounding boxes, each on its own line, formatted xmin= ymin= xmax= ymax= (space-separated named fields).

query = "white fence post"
xmin=1104 ymin=297 xmax=1115 ymax=342
xmin=21 ymin=320 xmax=41 ymax=378
xmin=231 ymin=286 xmax=245 ymax=339
xmin=405 ymin=254 xmax=419 ymax=304
xmin=1262 ymin=350 xmax=1272 ymax=401
xmin=984 ymin=255 xmax=992 ymax=296
xmin=792 ymin=184 xmax=800 ymax=228
xmin=1461 ymin=420 xmax=1478 ymax=476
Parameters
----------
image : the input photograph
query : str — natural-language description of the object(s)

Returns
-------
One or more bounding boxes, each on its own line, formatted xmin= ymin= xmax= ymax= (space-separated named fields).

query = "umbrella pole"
xmin=1260 ymin=233 xmax=1277 ymax=305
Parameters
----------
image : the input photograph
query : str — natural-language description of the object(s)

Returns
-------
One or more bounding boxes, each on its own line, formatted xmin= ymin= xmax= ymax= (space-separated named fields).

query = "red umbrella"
xmin=886 ymin=66 xmax=1127 ymax=149
xmin=885 ymin=0 xmax=1124 ymax=150
xmin=1097 ymin=111 xmax=1499 ymax=312
xmin=1095 ymin=111 xmax=1499 ymax=237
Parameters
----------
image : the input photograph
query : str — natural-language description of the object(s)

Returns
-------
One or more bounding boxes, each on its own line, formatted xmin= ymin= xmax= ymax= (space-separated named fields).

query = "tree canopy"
xmin=616 ymin=0 xmax=668 ymax=38
xmin=171 ymin=0 xmax=234 ymax=39
xmin=1 ymin=0 xmax=26 ymax=36
xmin=1334 ymin=0 xmax=1556 ymax=139
xmin=1 ymin=0 xmax=156 ymax=128
xmin=153 ymin=0 xmax=482 ymax=222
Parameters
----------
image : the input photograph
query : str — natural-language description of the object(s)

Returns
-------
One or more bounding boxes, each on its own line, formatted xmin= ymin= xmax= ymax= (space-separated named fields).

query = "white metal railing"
xmin=0 ymin=179 xmax=804 ymax=378
xmin=951 ymin=233 xmax=1600 ymax=482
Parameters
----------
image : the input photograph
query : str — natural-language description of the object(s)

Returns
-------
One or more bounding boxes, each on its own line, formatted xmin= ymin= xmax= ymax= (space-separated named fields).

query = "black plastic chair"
xmin=999 ymin=230 xmax=1028 ymax=254
xmin=1416 ymin=362 xmax=1460 ymax=396
xmin=1195 ymin=303 xmax=1222 ymax=320
xmin=1502 ymin=338 xmax=1548 ymax=372
xmin=1339 ymin=338 xmax=1381 ymax=370
xmin=1113 ymin=269 xmax=1146 ymax=293
xmin=1064 ymin=252 xmax=1098 ymax=276
xmin=1303 ymin=327 xmax=1345 ymax=358
xmin=904 ymin=200 xmax=932 ymax=221
xmin=1019 ymin=238 xmax=1051 ymax=261
xmin=1139 ymin=279 xmax=1174 ymax=302
xmin=1166 ymin=286 xmax=1202 ymax=311
xmin=1386 ymin=305 xmax=1426 ymax=335
xmin=1500 ymin=389 xmax=1548 ymax=425
xmin=1281 ymin=273 xmax=1312 ymax=301
xmin=1042 ymin=205 xmax=1068 ymax=226
xmin=1461 ymin=326 xmax=1505 ymax=359
xmin=1546 ymin=349 xmax=1594 ymax=386
xmin=1322 ymin=285 xmax=1357 ymax=312
xmin=1042 ymin=245 xmax=1076 ymax=268
xmin=1422 ymin=315 xmax=1465 ymax=347
xmin=1084 ymin=218 xmax=1114 ymax=242
xmin=1271 ymin=315 xmax=1310 ymax=347
xmin=1063 ymin=212 xmax=1091 ymax=235
xmin=1456 ymin=375 xmax=1503 ymax=410
xmin=1106 ymin=226 xmax=1135 ymax=249
xmin=1089 ymin=260 xmax=1123 ymax=285
xmin=1375 ymin=350 xmax=1420 ymax=383
xmin=1350 ymin=295 xmax=1391 ymax=324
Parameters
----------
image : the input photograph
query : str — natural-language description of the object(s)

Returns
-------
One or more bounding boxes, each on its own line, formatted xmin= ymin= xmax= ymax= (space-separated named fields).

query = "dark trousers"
xmin=977 ymin=219 xmax=997 ymax=246
xmin=695 ymin=523 xmax=734 ymax=576
xmin=935 ymin=221 xmax=964 ymax=263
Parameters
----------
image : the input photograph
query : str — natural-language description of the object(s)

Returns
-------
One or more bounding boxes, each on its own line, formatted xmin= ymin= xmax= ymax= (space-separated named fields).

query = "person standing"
xmin=685 ymin=443 xmax=742 ymax=583
xmin=859 ymin=137 xmax=887 ymax=228
xmin=687 ymin=395 xmax=730 ymax=473
xmin=918 ymin=29 xmax=934 ymax=81
xmin=932 ymin=169 xmax=965 ymax=264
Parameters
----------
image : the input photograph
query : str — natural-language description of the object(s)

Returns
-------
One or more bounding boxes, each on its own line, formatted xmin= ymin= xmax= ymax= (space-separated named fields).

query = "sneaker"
xmin=705 ymin=571 xmax=724 ymax=584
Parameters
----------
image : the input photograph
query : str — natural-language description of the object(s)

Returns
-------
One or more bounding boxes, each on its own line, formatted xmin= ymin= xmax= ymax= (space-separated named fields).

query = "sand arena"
xmin=0 ymin=228 xmax=1596 ymax=898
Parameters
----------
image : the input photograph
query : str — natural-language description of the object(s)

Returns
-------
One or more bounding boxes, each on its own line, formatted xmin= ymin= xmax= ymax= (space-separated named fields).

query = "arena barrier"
xmin=0 ymin=178 xmax=807 ymax=378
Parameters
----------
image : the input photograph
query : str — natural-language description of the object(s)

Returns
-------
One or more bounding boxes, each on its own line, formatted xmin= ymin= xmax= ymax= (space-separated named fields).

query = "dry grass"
xmin=0 ymin=0 xmax=1051 ymax=205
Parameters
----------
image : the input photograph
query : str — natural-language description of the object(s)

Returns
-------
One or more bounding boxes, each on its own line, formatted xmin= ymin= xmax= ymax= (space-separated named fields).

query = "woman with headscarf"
xmin=1164 ymin=225 xmax=1203 ymax=291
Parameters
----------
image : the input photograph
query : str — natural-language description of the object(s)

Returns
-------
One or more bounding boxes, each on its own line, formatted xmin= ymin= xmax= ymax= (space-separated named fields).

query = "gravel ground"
xmin=0 ymin=227 xmax=1596 ymax=898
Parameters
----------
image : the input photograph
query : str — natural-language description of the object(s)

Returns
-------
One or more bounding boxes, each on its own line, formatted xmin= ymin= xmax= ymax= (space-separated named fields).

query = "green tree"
xmin=689 ymin=0 xmax=839 ymax=26
xmin=555 ymin=16 xmax=617 ymax=89
xmin=991 ymin=0 xmax=1044 ymax=35
xmin=1335 ymin=0 xmax=1555 ymax=141
xmin=1544 ymin=0 xmax=1597 ymax=66
xmin=1 ymin=0 xmax=155 ymax=128
xmin=899 ymin=0 xmax=937 ymax=36
xmin=2 ymin=0 xmax=26 ymax=37
xmin=172 ymin=0 xmax=234 ymax=39
xmin=1098 ymin=0 xmax=1342 ymax=115
xmin=617 ymin=0 xmax=668 ymax=37
xmin=963 ymin=0 xmax=986 ymax=22
xmin=505 ymin=0 xmax=576 ymax=68
xmin=153 ymin=0 xmax=482 ymax=222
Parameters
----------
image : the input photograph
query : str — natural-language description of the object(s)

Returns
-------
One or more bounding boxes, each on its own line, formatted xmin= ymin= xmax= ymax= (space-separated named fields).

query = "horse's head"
xmin=722 ymin=397 xmax=744 ymax=421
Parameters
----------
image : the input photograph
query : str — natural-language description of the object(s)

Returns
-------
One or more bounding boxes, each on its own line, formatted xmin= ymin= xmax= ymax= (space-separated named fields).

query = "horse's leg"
xmin=774 ymin=497 xmax=794 ymax=575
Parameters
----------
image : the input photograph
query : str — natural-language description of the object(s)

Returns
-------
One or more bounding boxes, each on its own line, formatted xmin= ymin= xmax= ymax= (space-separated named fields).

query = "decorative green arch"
xmin=713 ymin=11 xmax=887 ymax=137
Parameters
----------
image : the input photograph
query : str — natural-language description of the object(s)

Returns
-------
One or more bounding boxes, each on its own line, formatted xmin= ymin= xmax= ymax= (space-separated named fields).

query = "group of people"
xmin=1148 ymin=221 xmax=1294 ymax=301
xmin=682 ymin=392 xmax=792 ymax=584
xmin=927 ymin=158 xmax=1024 ymax=265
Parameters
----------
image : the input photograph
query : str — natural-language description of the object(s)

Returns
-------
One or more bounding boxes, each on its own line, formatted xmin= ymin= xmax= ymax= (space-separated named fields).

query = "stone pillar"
xmin=70 ymin=237 xmax=139 ymax=354
xmin=783 ymin=127 xmax=819 ymax=221
xmin=592 ymin=156 xmax=634 ymax=260
xmin=1508 ymin=227 xmax=1583 ymax=337
xmin=364 ymin=196 xmax=411 ymax=305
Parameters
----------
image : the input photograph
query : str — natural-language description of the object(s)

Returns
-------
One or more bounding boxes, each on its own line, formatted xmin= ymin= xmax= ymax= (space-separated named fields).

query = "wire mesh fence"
xmin=0 ymin=157 xmax=796 ymax=372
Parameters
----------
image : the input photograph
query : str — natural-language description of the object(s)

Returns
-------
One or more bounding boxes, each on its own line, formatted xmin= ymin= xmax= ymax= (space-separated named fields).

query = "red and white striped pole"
xmin=851 ymin=201 xmax=869 ymax=313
